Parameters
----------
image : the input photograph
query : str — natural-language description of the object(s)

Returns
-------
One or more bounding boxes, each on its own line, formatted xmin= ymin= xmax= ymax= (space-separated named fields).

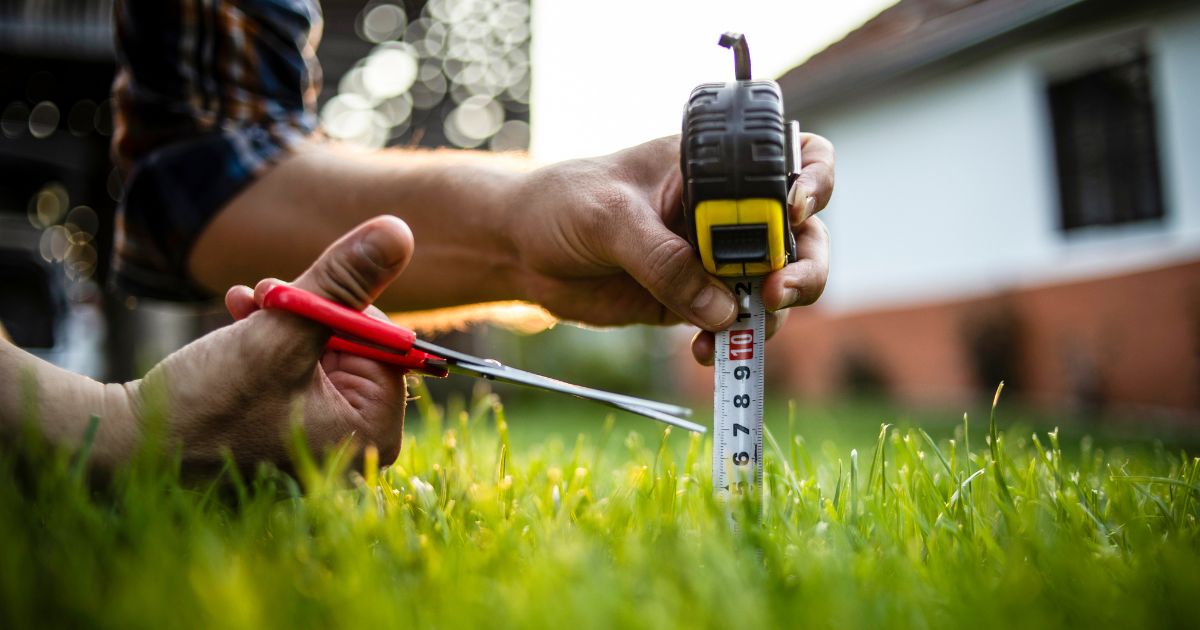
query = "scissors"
xmin=260 ymin=284 xmax=704 ymax=433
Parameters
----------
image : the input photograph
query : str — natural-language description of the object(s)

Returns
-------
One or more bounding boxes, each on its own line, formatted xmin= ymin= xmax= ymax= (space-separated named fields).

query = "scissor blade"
xmin=599 ymin=401 xmax=707 ymax=434
xmin=414 ymin=339 xmax=702 ymax=432
xmin=414 ymin=339 xmax=694 ymax=417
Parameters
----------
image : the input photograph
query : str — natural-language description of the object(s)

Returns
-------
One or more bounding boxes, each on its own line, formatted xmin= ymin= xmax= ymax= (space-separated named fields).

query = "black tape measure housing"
xmin=681 ymin=35 xmax=800 ymax=276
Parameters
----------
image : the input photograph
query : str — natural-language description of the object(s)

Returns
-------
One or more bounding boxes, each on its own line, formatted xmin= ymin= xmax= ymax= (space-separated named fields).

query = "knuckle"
xmin=766 ymin=309 xmax=789 ymax=336
xmin=239 ymin=318 xmax=320 ymax=380
xmin=376 ymin=432 xmax=402 ymax=465
xmin=640 ymin=235 xmax=697 ymax=292
xmin=807 ymin=215 xmax=831 ymax=241
xmin=316 ymin=255 xmax=372 ymax=308
xmin=589 ymin=182 xmax=635 ymax=223
xmin=796 ymin=261 xmax=828 ymax=306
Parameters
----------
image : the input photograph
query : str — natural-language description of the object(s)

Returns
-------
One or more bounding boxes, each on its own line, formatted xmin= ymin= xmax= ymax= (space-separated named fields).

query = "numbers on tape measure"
xmin=729 ymin=330 xmax=755 ymax=360
xmin=713 ymin=276 xmax=766 ymax=517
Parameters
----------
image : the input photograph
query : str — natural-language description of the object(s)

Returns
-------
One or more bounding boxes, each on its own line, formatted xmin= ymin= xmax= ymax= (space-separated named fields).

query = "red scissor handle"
xmin=261 ymin=284 xmax=448 ymax=377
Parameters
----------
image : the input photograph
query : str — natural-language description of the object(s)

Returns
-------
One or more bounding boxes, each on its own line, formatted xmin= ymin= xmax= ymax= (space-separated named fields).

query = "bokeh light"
xmin=28 ymin=182 xmax=69 ymax=229
xmin=93 ymin=99 xmax=113 ymax=136
xmin=64 ymin=241 xmax=98 ymax=281
xmin=359 ymin=3 xmax=408 ymax=44
xmin=28 ymin=101 xmax=60 ymax=138
xmin=325 ymin=0 xmax=530 ymax=150
xmin=410 ymin=71 xmax=448 ymax=109
xmin=320 ymin=93 xmax=389 ymax=148
xmin=489 ymin=119 xmax=529 ymax=152
xmin=362 ymin=44 xmax=419 ymax=99
xmin=446 ymin=95 xmax=503 ymax=143
xmin=27 ymin=184 xmax=101 ymax=283
xmin=39 ymin=225 xmax=71 ymax=263
xmin=65 ymin=205 xmax=99 ymax=243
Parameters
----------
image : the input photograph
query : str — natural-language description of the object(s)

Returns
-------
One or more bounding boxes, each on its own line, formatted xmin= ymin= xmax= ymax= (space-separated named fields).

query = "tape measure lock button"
xmin=694 ymin=197 xmax=789 ymax=276
xmin=710 ymin=224 xmax=769 ymax=264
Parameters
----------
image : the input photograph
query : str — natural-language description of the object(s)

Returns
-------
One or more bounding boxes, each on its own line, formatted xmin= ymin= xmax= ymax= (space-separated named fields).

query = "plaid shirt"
xmin=112 ymin=0 xmax=323 ymax=300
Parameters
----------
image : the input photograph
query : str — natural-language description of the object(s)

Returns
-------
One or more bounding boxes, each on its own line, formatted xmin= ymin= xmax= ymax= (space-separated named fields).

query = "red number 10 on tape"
xmin=728 ymin=329 xmax=755 ymax=361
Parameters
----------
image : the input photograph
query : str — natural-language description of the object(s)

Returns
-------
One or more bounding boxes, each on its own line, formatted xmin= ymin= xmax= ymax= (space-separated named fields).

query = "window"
xmin=1047 ymin=52 xmax=1165 ymax=231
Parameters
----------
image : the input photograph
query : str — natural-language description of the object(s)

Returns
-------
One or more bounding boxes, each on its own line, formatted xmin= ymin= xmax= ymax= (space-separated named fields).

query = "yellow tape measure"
xmin=681 ymin=32 xmax=802 ymax=524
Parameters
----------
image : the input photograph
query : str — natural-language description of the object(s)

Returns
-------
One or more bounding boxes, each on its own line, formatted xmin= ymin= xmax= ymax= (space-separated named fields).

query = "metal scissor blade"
xmin=601 ymin=400 xmax=707 ymax=434
xmin=414 ymin=339 xmax=703 ymax=432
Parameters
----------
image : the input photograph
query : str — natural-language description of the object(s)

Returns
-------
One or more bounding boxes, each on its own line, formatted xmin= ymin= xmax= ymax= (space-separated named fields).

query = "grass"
xmin=1 ymin=381 xmax=1198 ymax=629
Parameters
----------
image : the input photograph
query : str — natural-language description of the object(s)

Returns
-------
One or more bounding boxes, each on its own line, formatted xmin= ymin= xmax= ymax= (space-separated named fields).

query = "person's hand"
xmin=129 ymin=216 xmax=415 ymax=468
xmin=507 ymin=134 xmax=834 ymax=364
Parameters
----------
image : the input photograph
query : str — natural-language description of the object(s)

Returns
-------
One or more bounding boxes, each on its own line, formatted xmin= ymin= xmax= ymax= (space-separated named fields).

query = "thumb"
xmin=610 ymin=217 xmax=736 ymax=331
xmin=256 ymin=216 xmax=415 ymax=310
xmin=245 ymin=217 xmax=414 ymax=373
xmin=294 ymin=215 xmax=414 ymax=308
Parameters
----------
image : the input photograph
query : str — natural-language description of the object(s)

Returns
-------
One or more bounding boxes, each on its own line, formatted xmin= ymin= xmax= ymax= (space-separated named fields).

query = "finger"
xmin=321 ymin=352 xmax=408 ymax=462
xmin=786 ymin=133 xmax=835 ymax=224
xmin=689 ymin=310 xmax=789 ymax=365
xmin=766 ymin=309 xmax=788 ymax=339
xmin=252 ymin=277 xmax=286 ymax=307
xmin=691 ymin=330 xmax=714 ymax=366
xmin=243 ymin=217 xmax=415 ymax=372
xmin=323 ymin=352 xmax=408 ymax=413
xmin=530 ymin=272 xmax=685 ymax=326
xmin=762 ymin=216 xmax=830 ymax=311
xmin=224 ymin=285 xmax=258 ymax=321
xmin=607 ymin=215 xmax=736 ymax=332
xmin=293 ymin=215 xmax=415 ymax=309
xmin=612 ymin=135 xmax=680 ymax=186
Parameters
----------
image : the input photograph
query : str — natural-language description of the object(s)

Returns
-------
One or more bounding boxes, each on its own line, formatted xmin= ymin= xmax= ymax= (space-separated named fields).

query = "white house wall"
xmin=810 ymin=5 xmax=1200 ymax=314
xmin=1156 ymin=8 xmax=1200 ymax=240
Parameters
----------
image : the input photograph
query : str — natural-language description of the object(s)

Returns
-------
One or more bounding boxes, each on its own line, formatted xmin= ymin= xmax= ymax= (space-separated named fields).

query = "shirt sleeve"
xmin=110 ymin=0 xmax=323 ymax=301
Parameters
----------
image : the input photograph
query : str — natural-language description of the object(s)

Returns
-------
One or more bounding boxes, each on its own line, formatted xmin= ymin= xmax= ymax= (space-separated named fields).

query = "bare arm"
xmin=189 ymin=142 xmax=532 ymax=312
xmin=0 ymin=340 xmax=139 ymax=465
xmin=2 ymin=217 xmax=418 ymax=468
xmin=188 ymin=135 xmax=836 ymax=353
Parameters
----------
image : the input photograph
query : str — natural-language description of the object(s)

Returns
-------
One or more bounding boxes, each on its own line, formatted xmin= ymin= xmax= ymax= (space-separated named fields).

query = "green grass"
xmin=2 ymin=382 xmax=1198 ymax=629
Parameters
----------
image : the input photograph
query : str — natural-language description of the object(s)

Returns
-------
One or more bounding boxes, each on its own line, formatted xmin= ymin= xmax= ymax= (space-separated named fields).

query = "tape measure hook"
xmin=718 ymin=32 xmax=752 ymax=81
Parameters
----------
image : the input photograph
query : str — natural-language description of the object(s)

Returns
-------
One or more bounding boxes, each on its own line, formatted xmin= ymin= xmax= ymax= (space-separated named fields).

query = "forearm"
xmin=0 ymin=340 xmax=140 ymax=465
xmin=189 ymin=142 xmax=534 ymax=311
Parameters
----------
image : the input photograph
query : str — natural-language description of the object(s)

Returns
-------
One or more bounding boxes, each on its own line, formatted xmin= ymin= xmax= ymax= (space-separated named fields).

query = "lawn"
xmin=1 ymin=380 xmax=1198 ymax=629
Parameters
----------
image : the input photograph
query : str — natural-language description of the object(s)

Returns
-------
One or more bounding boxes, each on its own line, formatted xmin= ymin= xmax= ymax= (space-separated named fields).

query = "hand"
xmin=507 ymin=134 xmax=834 ymax=364
xmin=130 ymin=216 xmax=416 ymax=468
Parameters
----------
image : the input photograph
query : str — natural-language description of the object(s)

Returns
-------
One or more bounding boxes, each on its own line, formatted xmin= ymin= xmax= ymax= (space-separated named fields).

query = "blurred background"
xmin=1 ymin=0 xmax=1198 ymax=437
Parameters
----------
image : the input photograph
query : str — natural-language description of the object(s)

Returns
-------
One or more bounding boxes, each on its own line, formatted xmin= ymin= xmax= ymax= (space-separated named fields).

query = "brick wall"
xmin=677 ymin=259 xmax=1200 ymax=412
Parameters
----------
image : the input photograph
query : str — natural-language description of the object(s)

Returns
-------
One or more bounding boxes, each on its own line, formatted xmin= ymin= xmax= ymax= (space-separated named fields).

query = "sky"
xmin=529 ymin=0 xmax=898 ymax=161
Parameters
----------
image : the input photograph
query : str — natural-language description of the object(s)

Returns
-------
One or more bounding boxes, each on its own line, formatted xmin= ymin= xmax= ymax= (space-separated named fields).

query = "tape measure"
xmin=681 ymin=32 xmax=801 ymax=521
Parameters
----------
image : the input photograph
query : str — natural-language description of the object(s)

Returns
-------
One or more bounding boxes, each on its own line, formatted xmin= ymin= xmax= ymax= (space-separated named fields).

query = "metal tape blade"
xmin=712 ymin=276 xmax=766 ymax=526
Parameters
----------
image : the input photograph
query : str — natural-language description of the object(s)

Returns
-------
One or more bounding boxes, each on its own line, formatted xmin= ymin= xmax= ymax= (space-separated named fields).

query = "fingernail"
xmin=804 ymin=195 xmax=817 ymax=219
xmin=788 ymin=182 xmax=805 ymax=209
xmin=779 ymin=287 xmax=799 ymax=308
xmin=691 ymin=284 xmax=735 ymax=329
xmin=360 ymin=227 xmax=405 ymax=269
